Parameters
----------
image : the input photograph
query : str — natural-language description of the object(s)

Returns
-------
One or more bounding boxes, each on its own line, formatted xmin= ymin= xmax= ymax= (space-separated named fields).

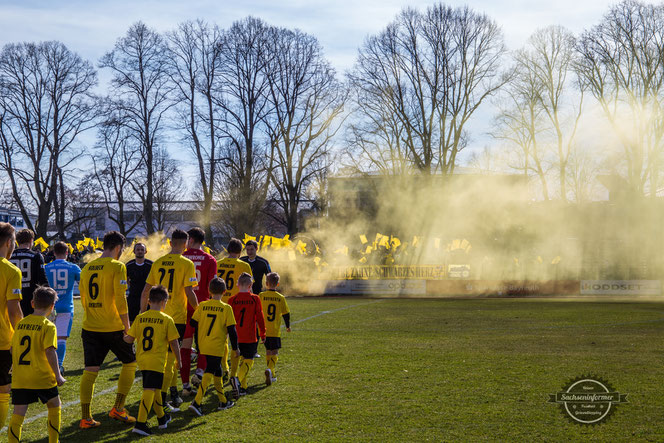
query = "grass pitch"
xmin=10 ymin=297 xmax=664 ymax=441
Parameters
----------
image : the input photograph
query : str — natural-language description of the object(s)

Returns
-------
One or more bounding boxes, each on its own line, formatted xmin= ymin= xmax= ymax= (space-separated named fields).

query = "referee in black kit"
xmin=240 ymin=240 xmax=271 ymax=295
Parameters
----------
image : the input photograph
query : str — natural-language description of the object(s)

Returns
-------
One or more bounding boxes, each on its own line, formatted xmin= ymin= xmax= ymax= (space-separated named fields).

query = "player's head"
xmin=227 ymin=238 xmax=243 ymax=257
xmin=148 ymin=285 xmax=169 ymax=310
xmin=187 ymin=227 xmax=205 ymax=249
xmin=208 ymin=277 xmax=227 ymax=300
xmin=171 ymin=229 xmax=189 ymax=253
xmin=32 ymin=285 xmax=57 ymax=314
xmin=133 ymin=242 xmax=146 ymax=259
xmin=237 ymin=272 xmax=253 ymax=292
xmin=266 ymin=272 xmax=280 ymax=290
xmin=103 ymin=231 xmax=126 ymax=259
xmin=0 ymin=222 xmax=16 ymax=259
xmin=53 ymin=241 xmax=69 ymax=259
xmin=15 ymin=228 xmax=34 ymax=248
xmin=245 ymin=240 xmax=258 ymax=258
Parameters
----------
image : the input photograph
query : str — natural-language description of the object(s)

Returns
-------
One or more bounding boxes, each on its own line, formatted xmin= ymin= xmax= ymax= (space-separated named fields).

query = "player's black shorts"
xmin=264 ymin=337 xmax=281 ymax=351
xmin=141 ymin=370 xmax=164 ymax=390
xmin=238 ymin=342 xmax=258 ymax=359
xmin=12 ymin=387 xmax=58 ymax=405
xmin=81 ymin=329 xmax=136 ymax=367
xmin=0 ymin=350 xmax=11 ymax=385
xmin=203 ymin=355 xmax=223 ymax=377
xmin=167 ymin=324 xmax=186 ymax=353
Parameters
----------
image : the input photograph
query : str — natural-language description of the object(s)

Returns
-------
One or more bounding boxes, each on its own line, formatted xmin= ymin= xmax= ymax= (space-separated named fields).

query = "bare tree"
xmin=577 ymin=0 xmax=664 ymax=197
xmin=167 ymin=20 xmax=223 ymax=245
xmin=152 ymin=148 xmax=184 ymax=232
xmin=347 ymin=4 xmax=507 ymax=175
xmin=0 ymin=41 xmax=97 ymax=237
xmin=100 ymin=22 xmax=175 ymax=233
xmin=264 ymin=27 xmax=345 ymax=234
xmin=92 ymin=107 xmax=143 ymax=237
xmin=212 ymin=17 xmax=274 ymax=236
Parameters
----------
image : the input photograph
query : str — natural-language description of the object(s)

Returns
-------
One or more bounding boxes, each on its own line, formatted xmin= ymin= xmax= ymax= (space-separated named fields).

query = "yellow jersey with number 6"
xmin=216 ymin=257 xmax=252 ymax=303
xmin=80 ymin=257 xmax=128 ymax=332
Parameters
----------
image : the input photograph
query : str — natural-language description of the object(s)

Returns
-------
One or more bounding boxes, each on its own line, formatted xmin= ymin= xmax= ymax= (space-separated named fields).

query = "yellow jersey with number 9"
xmin=146 ymin=254 xmax=198 ymax=324
xmin=12 ymin=315 xmax=57 ymax=389
xmin=80 ymin=257 xmax=128 ymax=332
xmin=216 ymin=258 xmax=252 ymax=303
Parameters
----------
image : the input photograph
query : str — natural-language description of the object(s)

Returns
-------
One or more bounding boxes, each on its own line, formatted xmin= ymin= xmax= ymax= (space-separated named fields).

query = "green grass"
xmin=10 ymin=297 xmax=664 ymax=441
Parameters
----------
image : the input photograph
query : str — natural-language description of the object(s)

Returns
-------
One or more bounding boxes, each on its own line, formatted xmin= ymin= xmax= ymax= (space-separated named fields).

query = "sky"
xmin=0 ymin=0 xmax=614 ymax=167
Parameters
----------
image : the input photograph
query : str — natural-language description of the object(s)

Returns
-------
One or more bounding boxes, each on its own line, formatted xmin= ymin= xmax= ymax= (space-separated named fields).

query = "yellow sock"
xmin=213 ymin=376 xmax=227 ymax=403
xmin=230 ymin=352 xmax=240 ymax=378
xmin=270 ymin=355 xmax=278 ymax=376
xmin=161 ymin=353 xmax=176 ymax=394
xmin=171 ymin=365 xmax=179 ymax=389
xmin=153 ymin=392 xmax=164 ymax=419
xmin=137 ymin=390 xmax=155 ymax=424
xmin=0 ymin=392 xmax=9 ymax=428
xmin=8 ymin=414 xmax=24 ymax=443
xmin=115 ymin=362 xmax=137 ymax=410
xmin=47 ymin=407 xmax=60 ymax=443
xmin=194 ymin=373 xmax=213 ymax=405
xmin=222 ymin=342 xmax=230 ymax=372
xmin=238 ymin=358 xmax=254 ymax=389
xmin=80 ymin=370 xmax=98 ymax=419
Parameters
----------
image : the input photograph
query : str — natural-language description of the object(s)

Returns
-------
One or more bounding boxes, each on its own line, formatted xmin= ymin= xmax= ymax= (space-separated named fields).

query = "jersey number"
xmin=50 ymin=269 xmax=68 ymax=290
xmin=142 ymin=327 xmax=154 ymax=351
xmin=11 ymin=259 xmax=31 ymax=283
xmin=267 ymin=304 xmax=276 ymax=322
xmin=238 ymin=307 xmax=246 ymax=327
xmin=18 ymin=336 xmax=31 ymax=365
xmin=89 ymin=273 xmax=99 ymax=300
xmin=206 ymin=314 xmax=217 ymax=336
xmin=218 ymin=270 xmax=234 ymax=290
xmin=158 ymin=268 xmax=175 ymax=293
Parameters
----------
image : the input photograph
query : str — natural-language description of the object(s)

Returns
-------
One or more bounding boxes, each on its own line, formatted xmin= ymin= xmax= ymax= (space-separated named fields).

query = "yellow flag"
xmin=536 ymin=256 xmax=543 ymax=264
xmin=34 ymin=237 xmax=49 ymax=252
xmin=412 ymin=236 xmax=420 ymax=247
xmin=451 ymin=239 xmax=461 ymax=250
xmin=288 ymin=250 xmax=296 ymax=262
xmin=359 ymin=256 xmax=367 ymax=263
xmin=390 ymin=237 xmax=401 ymax=249
xmin=551 ymin=256 xmax=561 ymax=265
xmin=359 ymin=234 xmax=368 ymax=244
xmin=243 ymin=233 xmax=256 ymax=244
xmin=378 ymin=235 xmax=389 ymax=248
xmin=67 ymin=243 xmax=74 ymax=254
xmin=313 ymin=256 xmax=321 ymax=266
xmin=334 ymin=246 xmax=349 ymax=256
xmin=296 ymin=240 xmax=307 ymax=255
xmin=460 ymin=239 xmax=470 ymax=252
xmin=203 ymin=245 xmax=211 ymax=254
xmin=365 ymin=245 xmax=373 ymax=254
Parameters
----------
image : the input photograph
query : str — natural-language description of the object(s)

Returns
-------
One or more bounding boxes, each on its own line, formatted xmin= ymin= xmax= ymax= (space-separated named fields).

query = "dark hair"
xmin=133 ymin=242 xmax=146 ymax=251
xmin=103 ymin=231 xmax=126 ymax=251
xmin=53 ymin=241 xmax=69 ymax=256
xmin=15 ymin=228 xmax=34 ymax=245
xmin=245 ymin=240 xmax=258 ymax=249
xmin=149 ymin=285 xmax=169 ymax=303
xmin=238 ymin=272 xmax=253 ymax=287
xmin=227 ymin=238 xmax=243 ymax=254
xmin=266 ymin=272 xmax=280 ymax=287
xmin=187 ymin=227 xmax=206 ymax=245
xmin=33 ymin=286 xmax=57 ymax=309
xmin=208 ymin=277 xmax=227 ymax=295
xmin=0 ymin=222 xmax=15 ymax=246
xmin=171 ymin=229 xmax=189 ymax=243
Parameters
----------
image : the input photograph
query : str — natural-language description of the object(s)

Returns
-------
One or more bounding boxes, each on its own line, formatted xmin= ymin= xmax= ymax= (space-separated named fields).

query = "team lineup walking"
xmin=0 ymin=224 xmax=292 ymax=441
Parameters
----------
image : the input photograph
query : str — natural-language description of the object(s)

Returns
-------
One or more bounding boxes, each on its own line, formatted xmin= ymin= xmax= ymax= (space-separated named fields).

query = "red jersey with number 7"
xmin=228 ymin=291 xmax=266 ymax=343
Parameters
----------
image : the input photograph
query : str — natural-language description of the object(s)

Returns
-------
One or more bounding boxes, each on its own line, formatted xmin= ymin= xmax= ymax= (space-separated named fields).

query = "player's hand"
xmin=286 ymin=327 xmax=291 ymax=333
xmin=56 ymin=375 xmax=66 ymax=386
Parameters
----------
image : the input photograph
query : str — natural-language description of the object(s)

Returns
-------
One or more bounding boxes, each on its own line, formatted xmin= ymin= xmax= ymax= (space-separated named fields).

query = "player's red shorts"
xmin=183 ymin=308 xmax=195 ymax=340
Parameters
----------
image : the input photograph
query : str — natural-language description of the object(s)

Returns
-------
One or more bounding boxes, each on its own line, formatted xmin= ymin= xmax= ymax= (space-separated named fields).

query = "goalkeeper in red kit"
xmin=227 ymin=273 xmax=266 ymax=398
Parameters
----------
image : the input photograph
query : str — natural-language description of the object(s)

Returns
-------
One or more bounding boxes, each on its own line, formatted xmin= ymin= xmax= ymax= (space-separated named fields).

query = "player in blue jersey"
xmin=45 ymin=241 xmax=81 ymax=374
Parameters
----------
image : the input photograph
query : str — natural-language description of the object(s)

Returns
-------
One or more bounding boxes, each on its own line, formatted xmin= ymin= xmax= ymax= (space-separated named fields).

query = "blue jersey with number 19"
xmin=46 ymin=259 xmax=81 ymax=313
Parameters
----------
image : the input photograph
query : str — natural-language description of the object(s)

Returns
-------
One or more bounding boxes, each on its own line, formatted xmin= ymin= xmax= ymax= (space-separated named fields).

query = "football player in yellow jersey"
xmin=188 ymin=277 xmax=238 ymax=416
xmin=8 ymin=286 xmax=64 ymax=443
xmin=0 ymin=223 xmax=23 ymax=428
xmin=124 ymin=286 xmax=181 ymax=436
xmin=141 ymin=229 xmax=198 ymax=411
xmin=216 ymin=238 xmax=252 ymax=374
xmin=259 ymin=272 xmax=291 ymax=385
xmin=78 ymin=231 xmax=137 ymax=429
